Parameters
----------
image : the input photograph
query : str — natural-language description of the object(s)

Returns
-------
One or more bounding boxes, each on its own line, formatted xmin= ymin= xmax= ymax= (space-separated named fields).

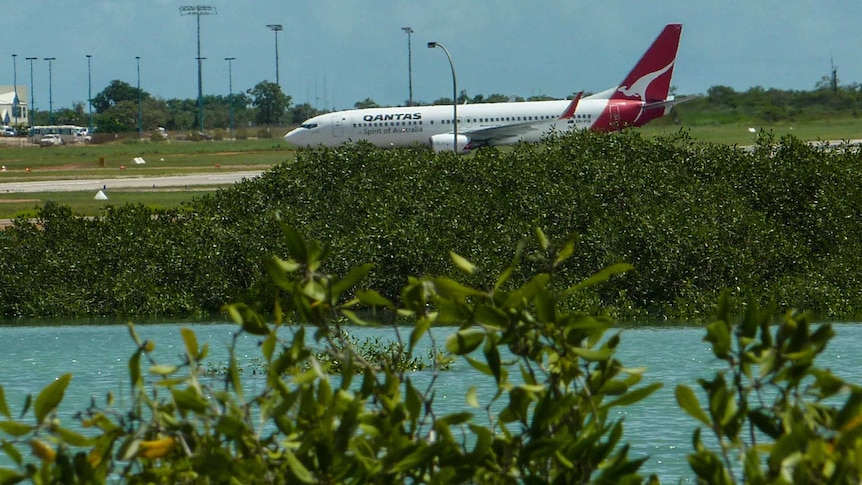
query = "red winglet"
xmin=559 ymin=91 xmax=583 ymax=119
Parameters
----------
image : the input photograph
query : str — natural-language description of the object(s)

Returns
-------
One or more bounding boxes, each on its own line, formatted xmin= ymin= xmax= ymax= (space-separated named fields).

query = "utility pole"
xmin=401 ymin=27 xmax=414 ymax=106
xmin=267 ymin=24 xmax=283 ymax=87
xmin=179 ymin=5 xmax=217 ymax=132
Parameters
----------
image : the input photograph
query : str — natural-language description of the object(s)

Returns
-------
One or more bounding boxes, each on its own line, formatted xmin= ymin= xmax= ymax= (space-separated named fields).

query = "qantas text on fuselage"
xmin=285 ymin=24 xmax=685 ymax=153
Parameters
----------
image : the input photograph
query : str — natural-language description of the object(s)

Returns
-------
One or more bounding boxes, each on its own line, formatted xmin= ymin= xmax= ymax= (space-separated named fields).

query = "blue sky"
xmin=3 ymin=1 xmax=860 ymax=112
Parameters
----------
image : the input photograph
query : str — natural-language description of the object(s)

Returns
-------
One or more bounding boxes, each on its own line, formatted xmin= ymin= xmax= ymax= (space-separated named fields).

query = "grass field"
xmin=642 ymin=116 xmax=862 ymax=144
xmin=1 ymin=117 xmax=860 ymax=220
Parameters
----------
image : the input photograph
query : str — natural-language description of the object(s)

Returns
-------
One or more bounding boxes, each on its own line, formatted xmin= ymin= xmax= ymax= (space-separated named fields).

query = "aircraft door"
xmin=610 ymin=105 xmax=621 ymax=128
xmin=331 ymin=115 xmax=344 ymax=138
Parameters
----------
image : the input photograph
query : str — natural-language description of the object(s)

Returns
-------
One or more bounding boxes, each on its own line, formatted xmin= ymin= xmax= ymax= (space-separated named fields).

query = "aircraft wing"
xmin=461 ymin=92 xmax=583 ymax=144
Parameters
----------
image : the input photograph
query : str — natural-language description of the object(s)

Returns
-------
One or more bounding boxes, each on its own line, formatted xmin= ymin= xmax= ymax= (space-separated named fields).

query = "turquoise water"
xmin=0 ymin=322 xmax=859 ymax=482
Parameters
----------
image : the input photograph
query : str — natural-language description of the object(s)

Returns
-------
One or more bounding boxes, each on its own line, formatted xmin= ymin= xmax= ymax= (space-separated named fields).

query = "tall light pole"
xmin=401 ymin=27 xmax=413 ymax=106
xmin=427 ymin=42 xmax=458 ymax=153
xmin=44 ymin=57 xmax=55 ymax=125
xmin=12 ymin=54 xmax=18 ymax=127
xmin=267 ymin=24 xmax=283 ymax=87
xmin=136 ymin=56 xmax=142 ymax=138
xmin=86 ymin=54 xmax=93 ymax=135
xmin=25 ymin=57 xmax=36 ymax=128
xmin=225 ymin=57 xmax=235 ymax=136
xmin=180 ymin=5 xmax=217 ymax=132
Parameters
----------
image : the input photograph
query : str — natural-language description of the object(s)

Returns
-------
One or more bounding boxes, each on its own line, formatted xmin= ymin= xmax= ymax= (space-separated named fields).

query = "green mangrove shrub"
xmin=2 ymin=131 xmax=862 ymax=320
xmin=0 ymin=223 xmax=660 ymax=483
xmin=676 ymin=294 xmax=862 ymax=483
xmin=0 ymin=223 xmax=860 ymax=483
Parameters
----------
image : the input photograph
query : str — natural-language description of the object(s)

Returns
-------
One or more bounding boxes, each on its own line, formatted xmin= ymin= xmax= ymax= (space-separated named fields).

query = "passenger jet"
xmin=285 ymin=24 xmax=684 ymax=153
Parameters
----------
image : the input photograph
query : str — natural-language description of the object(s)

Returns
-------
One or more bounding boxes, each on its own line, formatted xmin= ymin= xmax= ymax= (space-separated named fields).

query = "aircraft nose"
xmin=284 ymin=128 xmax=302 ymax=144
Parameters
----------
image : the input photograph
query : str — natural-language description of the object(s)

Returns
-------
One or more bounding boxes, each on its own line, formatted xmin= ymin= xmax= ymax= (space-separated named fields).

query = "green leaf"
xmin=34 ymin=373 xmax=71 ymax=424
xmin=409 ymin=317 xmax=431 ymax=352
xmin=285 ymin=450 xmax=316 ymax=483
xmin=225 ymin=303 xmax=270 ymax=336
xmin=466 ymin=386 xmax=479 ymax=408
xmin=432 ymin=277 xmax=484 ymax=299
xmin=554 ymin=239 xmax=576 ymax=265
xmin=149 ymin=365 xmax=178 ymax=376
xmin=604 ymin=382 xmax=662 ymax=408
xmin=675 ymin=385 xmax=711 ymax=426
xmin=534 ymin=227 xmax=549 ymax=251
xmin=0 ymin=421 xmax=32 ymax=437
xmin=566 ymin=263 xmax=633 ymax=293
xmin=342 ymin=309 xmax=372 ymax=326
xmin=228 ymin=352 xmax=244 ymax=401
xmin=0 ymin=386 xmax=9 ymax=419
xmin=331 ymin=263 xmax=374 ymax=299
xmin=356 ymin=289 xmax=394 ymax=308
xmin=279 ymin=222 xmax=309 ymax=264
xmin=129 ymin=350 xmax=143 ymax=391
xmin=0 ymin=468 xmax=25 ymax=483
xmin=705 ymin=320 xmax=731 ymax=359
xmin=264 ymin=256 xmax=300 ymax=290
xmin=450 ymin=251 xmax=477 ymax=274
xmin=445 ymin=329 xmax=485 ymax=355
xmin=474 ymin=305 xmax=508 ymax=329
xmin=180 ymin=327 xmax=199 ymax=361
xmin=54 ymin=426 xmax=93 ymax=447
xmin=171 ymin=387 xmax=209 ymax=414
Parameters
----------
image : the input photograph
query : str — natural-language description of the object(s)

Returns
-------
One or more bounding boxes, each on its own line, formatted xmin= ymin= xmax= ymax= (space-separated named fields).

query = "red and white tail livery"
xmin=286 ymin=24 xmax=685 ymax=153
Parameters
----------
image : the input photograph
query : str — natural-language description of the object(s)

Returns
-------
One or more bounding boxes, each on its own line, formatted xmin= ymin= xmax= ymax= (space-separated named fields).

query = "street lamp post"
xmin=401 ymin=27 xmax=413 ymax=106
xmin=267 ymin=24 xmax=283 ymax=87
xmin=136 ymin=56 xmax=142 ymax=138
xmin=225 ymin=57 xmax=235 ymax=136
xmin=180 ymin=5 xmax=217 ymax=133
xmin=427 ymin=42 xmax=458 ymax=153
xmin=12 ymin=54 xmax=18 ymax=127
xmin=86 ymin=55 xmax=93 ymax=135
xmin=44 ymin=57 xmax=55 ymax=125
xmin=25 ymin=57 xmax=36 ymax=128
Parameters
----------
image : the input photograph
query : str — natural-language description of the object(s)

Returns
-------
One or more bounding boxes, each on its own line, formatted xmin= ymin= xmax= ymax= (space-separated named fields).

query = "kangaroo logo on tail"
xmin=612 ymin=24 xmax=682 ymax=104
xmin=617 ymin=60 xmax=675 ymax=102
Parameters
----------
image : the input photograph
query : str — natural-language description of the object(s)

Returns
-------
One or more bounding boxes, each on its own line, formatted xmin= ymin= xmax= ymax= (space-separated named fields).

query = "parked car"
xmin=1 ymin=126 xmax=16 ymax=137
xmin=39 ymin=134 xmax=63 ymax=147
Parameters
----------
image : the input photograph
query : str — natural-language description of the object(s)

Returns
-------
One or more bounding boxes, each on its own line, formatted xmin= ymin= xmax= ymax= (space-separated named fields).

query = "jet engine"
xmin=430 ymin=134 xmax=471 ymax=154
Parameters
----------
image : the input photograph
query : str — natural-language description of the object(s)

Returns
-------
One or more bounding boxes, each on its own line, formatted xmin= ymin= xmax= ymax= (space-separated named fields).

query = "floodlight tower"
xmin=12 ymin=54 xmax=18 ymax=127
xmin=25 ymin=57 xmax=36 ymax=128
xmin=44 ymin=57 xmax=55 ymax=125
xmin=225 ymin=57 xmax=235 ymax=135
xmin=86 ymin=54 xmax=93 ymax=134
xmin=179 ymin=5 xmax=217 ymax=132
xmin=267 ymin=24 xmax=283 ymax=87
xmin=401 ymin=27 xmax=414 ymax=106
xmin=136 ymin=56 xmax=142 ymax=138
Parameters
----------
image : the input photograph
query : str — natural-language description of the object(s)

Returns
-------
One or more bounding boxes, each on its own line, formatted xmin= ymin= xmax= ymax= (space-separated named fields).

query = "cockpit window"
xmin=300 ymin=123 xmax=318 ymax=129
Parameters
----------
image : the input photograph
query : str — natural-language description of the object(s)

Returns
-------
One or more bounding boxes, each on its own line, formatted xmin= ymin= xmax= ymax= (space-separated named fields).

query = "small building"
xmin=0 ymin=86 xmax=29 ymax=127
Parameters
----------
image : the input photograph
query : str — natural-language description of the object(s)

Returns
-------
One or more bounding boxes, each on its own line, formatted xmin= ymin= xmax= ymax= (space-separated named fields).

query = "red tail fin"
xmin=612 ymin=24 xmax=682 ymax=103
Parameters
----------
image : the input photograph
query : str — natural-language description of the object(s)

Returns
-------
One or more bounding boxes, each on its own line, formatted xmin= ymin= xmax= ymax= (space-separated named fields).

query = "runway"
xmin=0 ymin=170 xmax=266 ymax=194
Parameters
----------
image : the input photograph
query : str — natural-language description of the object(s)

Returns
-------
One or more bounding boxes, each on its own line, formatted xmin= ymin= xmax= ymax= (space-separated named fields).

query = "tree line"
xmin=24 ymin=75 xmax=862 ymax=134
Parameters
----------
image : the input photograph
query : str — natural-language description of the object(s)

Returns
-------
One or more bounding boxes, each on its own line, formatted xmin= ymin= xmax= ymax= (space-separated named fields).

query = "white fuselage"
xmin=284 ymin=98 xmax=614 ymax=151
